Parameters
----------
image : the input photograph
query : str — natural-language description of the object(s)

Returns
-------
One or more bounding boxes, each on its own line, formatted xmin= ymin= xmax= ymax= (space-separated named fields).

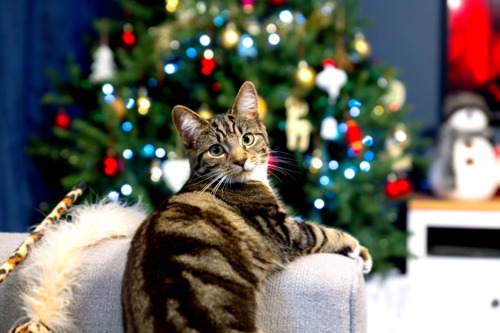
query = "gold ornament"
xmin=353 ymin=33 xmax=371 ymax=60
xmin=221 ymin=23 xmax=240 ymax=49
xmin=198 ymin=104 xmax=214 ymax=119
xmin=294 ymin=61 xmax=316 ymax=89
xmin=257 ymin=96 xmax=267 ymax=119
xmin=109 ymin=97 xmax=126 ymax=119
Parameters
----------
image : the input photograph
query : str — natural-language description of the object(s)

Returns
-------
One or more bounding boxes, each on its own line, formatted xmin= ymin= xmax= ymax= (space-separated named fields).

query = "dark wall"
xmin=360 ymin=0 xmax=445 ymax=128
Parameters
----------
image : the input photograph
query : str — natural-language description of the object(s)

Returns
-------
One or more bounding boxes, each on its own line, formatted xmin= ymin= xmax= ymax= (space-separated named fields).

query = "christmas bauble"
xmin=103 ymin=154 xmax=123 ymax=177
xmin=109 ymin=97 xmax=126 ymax=119
xmin=55 ymin=109 xmax=71 ymax=129
xmin=258 ymin=96 xmax=267 ymax=119
xmin=294 ymin=61 xmax=316 ymax=89
xmin=221 ymin=23 xmax=240 ymax=49
xmin=385 ymin=175 xmax=413 ymax=200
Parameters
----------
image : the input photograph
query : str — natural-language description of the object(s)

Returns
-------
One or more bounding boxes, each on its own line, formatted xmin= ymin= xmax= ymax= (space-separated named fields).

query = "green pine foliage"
xmin=28 ymin=0 xmax=427 ymax=273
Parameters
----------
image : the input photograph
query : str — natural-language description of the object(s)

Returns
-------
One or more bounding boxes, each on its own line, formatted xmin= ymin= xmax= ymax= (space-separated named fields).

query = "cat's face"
xmin=173 ymin=82 xmax=270 ymax=186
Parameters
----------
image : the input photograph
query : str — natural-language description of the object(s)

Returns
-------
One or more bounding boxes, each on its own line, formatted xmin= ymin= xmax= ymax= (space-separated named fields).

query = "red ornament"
xmin=201 ymin=57 xmax=216 ymax=76
xmin=121 ymin=24 xmax=136 ymax=49
xmin=55 ymin=109 xmax=71 ymax=129
xmin=103 ymin=155 xmax=123 ymax=177
xmin=345 ymin=119 xmax=363 ymax=156
xmin=385 ymin=177 xmax=413 ymax=200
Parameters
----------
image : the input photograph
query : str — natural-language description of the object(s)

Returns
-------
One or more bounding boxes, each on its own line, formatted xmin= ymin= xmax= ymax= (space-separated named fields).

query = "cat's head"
xmin=172 ymin=82 xmax=270 ymax=186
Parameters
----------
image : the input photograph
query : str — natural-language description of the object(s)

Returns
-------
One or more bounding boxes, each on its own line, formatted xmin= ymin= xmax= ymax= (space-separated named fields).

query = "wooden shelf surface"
xmin=409 ymin=194 xmax=500 ymax=211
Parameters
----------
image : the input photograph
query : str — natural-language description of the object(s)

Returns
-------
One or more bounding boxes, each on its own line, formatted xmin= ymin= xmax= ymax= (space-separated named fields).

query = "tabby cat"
xmin=122 ymin=81 xmax=372 ymax=333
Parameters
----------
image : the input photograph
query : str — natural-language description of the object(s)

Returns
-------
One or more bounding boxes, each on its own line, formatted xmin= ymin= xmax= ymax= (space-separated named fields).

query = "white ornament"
xmin=285 ymin=96 xmax=312 ymax=152
xmin=381 ymin=79 xmax=406 ymax=111
xmin=320 ymin=116 xmax=339 ymax=141
xmin=429 ymin=93 xmax=500 ymax=200
xmin=162 ymin=159 xmax=190 ymax=193
xmin=89 ymin=44 xmax=116 ymax=83
xmin=315 ymin=59 xmax=347 ymax=103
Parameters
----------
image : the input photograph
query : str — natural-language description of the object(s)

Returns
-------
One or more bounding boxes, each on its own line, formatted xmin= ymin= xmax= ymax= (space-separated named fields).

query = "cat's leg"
xmin=285 ymin=217 xmax=372 ymax=273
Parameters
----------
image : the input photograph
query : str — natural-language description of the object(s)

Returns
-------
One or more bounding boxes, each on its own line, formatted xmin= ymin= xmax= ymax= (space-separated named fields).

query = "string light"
xmin=360 ymin=161 xmax=371 ymax=172
xmin=122 ymin=121 xmax=133 ymax=132
xmin=279 ymin=10 xmax=293 ymax=24
xmin=319 ymin=176 xmax=330 ymax=186
xmin=125 ymin=98 xmax=135 ymax=109
xmin=199 ymin=34 xmax=211 ymax=47
xmin=142 ymin=144 xmax=155 ymax=157
xmin=155 ymin=148 xmax=166 ymax=158
xmin=268 ymin=33 xmax=280 ymax=45
xmin=164 ymin=63 xmax=178 ymax=74
xmin=344 ymin=167 xmax=356 ymax=180
xmin=121 ymin=184 xmax=132 ymax=196
xmin=108 ymin=191 xmax=119 ymax=202
xmin=314 ymin=199 xmax=325 ymax=209
xmin=122 ymin=149 xmax=133 ymax=159
xmin=165 ymin=0 xmax=179 ymax=13
xmin=150 ymin=160 xmax=163 ymax=182
xmin=328 ymin=160 xmax=339 ymax=170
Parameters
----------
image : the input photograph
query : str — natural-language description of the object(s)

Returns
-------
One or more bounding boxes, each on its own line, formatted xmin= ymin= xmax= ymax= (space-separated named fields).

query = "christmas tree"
xmin=29 ymin=0 xmax=426 ymax=273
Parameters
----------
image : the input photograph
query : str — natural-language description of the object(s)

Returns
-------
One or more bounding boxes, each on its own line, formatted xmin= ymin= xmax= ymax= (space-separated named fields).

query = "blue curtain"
xmin=0 ymin=0 xmax=115 ymax=231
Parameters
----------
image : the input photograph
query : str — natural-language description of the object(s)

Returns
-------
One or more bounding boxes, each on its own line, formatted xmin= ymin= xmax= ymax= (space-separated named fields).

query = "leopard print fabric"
xmin=0 ymin=181 xmax=87 ymax=285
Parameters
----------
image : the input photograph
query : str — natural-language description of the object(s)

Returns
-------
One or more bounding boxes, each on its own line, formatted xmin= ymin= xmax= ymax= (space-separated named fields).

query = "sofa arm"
xmin=0 ymin=233 xmax=366 ymax=333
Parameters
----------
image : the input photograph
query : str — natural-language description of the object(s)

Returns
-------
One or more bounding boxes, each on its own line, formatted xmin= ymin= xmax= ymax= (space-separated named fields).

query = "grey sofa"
xmin=0 ymin=232 xmax=367 ymax=333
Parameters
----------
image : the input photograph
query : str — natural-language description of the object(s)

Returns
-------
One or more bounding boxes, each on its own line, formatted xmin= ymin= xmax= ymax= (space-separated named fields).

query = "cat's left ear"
xmin=230 ymin=81 xmax=259 ymax=120
xmin=172 ymin=105 xmax=208 ymax=147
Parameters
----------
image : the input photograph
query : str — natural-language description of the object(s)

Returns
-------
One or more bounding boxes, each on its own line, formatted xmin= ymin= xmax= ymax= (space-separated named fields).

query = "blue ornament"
xmin=348 ymin=99 xmax=362 ymax=108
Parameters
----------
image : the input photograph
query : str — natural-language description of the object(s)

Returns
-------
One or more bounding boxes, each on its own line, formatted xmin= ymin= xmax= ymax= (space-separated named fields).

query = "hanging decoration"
xmin=381 ymin=79 xmax=406 ymax=112
xmin=103 ymin=152 xmax=123 ymax=177
xmin=55 ymin=109 xmax=71 ymax=129
xmin=345 ymin=119 xmax=363 ymax=156
xmin=109 ymin=97 xmax=127 ymax=120
xmin=316 ymin=59 xmax=347 ymax=103
xmin=162 ymin=159 xmax=191 ymax=192
xmin=89 ymin=44 xmax=116 ymax=83
xmin=221 ymin=23 xmax=240 ymax=49
xmin=320 ymin=116 xmax=339 ymax=141
xmin=352 ymin=33 xmax=372 ymax=61
xmin=121 ymin=23 xmax=136 ymax=49
xmin=294 ymin=60 xmax=317 ymax=89
xmin=385 ymin=174 xmax=413 ymax=200
xmin=285 ymin=95 xmax=312 ymax=152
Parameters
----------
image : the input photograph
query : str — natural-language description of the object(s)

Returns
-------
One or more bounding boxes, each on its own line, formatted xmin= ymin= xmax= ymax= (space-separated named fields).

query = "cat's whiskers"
xmin=198 ymin=172 xmax=227 ymax=196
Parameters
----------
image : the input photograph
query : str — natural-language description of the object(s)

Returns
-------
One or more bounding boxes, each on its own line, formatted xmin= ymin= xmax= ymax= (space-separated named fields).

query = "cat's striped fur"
xmin=122 ymin=82 xmax=372 ymax=333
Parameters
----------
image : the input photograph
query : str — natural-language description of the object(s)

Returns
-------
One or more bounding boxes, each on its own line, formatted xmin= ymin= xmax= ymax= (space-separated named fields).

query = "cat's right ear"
xmin=172 ymin=105 xmax=208 ymax=147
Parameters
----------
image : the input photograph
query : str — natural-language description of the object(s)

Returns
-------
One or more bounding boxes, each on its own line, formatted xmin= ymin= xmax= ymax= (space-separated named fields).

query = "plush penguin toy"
xmin=429 ymin=91 xmax=499 ymax=200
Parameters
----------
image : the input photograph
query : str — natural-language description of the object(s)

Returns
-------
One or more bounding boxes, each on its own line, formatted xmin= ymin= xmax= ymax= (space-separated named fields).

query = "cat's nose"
xmin=234 ymin=157 xmax=247 ymax=167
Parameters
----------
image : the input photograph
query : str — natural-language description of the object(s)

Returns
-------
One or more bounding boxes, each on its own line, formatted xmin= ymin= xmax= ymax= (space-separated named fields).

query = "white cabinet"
xmin=406 ymin=196 xmax=500 ymax=333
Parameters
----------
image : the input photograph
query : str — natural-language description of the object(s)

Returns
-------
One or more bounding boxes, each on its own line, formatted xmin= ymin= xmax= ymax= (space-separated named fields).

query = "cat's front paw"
xmin=348 ymin=244 xmax=372 ymax=274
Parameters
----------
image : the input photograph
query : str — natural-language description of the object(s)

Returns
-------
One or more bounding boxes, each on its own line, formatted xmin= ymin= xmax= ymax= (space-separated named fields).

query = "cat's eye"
xmin=242 ymin=133 xmax=255 ymax=146
xmin=209 ymin=144 xmax=225 ymax=157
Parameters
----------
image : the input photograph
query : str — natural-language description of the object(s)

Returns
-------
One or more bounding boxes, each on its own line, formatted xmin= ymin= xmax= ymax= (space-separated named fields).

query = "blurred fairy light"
xmin=328 ymin=160 xmax=339 ymax=170
xmin=344 ymin=167 xmax=356 ymax=180
xmin=266 ymin=24 xmax=277 ymax=33
xmin=125 ymin=98 xmax=135 ymax=109
xmin=203 ymin=49 xmax=214 ymax=59
xmin=102 ymin=83 xmax=114 ymax=95
xmin=268 ymin=33 xmax=280 ymax=45
xmin=199 ymin=34 xmax=211 ymax=46
xmin=104 ymin=95 xmax=115 ymax=104
xmin=170 ymin=40 xmax=180 ymax=50
xmin=338 ymin=122 xmax=348 ymax=134
xmin=314 ymin=199 xmax=325 ymax=210
xmin=150 ymin=160 xmax=163 ymax=182
xmin=122 ymin=149 xmax=133 ymax=159
xmin=121 ymin=184 xmax=132 ymax=196
xmin=155 ymin=148 xmax=166 ymax=158
xmin=350 ymin=106 xmax=361 ymax=117
xmin=137 ymin=96 xmax=151 ymax=115
xmin=279 ymin=10 xmax=293 ymax=24
xmin=122 ymin=121 xmax=133 ymax=132
xmin=394 ymin=128 xmax=408 ymax=142
xmin=319 ymin=175 xmax=330 ymax=186
xmin=165 ymin=0 xmax=179 ymax=13
xmin=164 ymin=63 xmax=178 ymax=74
xmin=142 ymin=144 xmax=155 ymax=157
xmin=108 ymin=191 xmax=119 ymax=202
xmin=186 ymin=47 xmax=197 ymax=58
xmin=362 ymin=135 xmax=374 ymax=146
xmin=360 ymin=161 xmax=371 ymax=172
xmin=310 ymin=156 xmax=323 ymax=170
xmin=364 ymin=150 xmax=375 ymax=161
